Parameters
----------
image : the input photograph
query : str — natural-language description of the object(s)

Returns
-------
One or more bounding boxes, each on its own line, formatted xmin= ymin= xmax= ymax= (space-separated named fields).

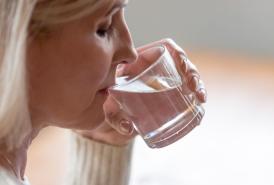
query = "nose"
xmin=113 ymin=23 xmax=138 ymax=65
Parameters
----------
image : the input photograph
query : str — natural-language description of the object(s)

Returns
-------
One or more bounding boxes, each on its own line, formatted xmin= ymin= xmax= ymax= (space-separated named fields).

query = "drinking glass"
xmin=108 ymin=45 xmax=205 ymax=148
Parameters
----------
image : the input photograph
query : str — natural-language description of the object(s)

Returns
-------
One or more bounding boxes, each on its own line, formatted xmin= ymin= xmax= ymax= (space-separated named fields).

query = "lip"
xmin=98 ymin=80 xmax=116 ymax=94
xmin=98 ymin=88 xmax=109 ymax=95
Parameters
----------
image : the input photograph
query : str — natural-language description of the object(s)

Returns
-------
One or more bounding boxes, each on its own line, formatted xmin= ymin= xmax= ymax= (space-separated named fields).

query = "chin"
xmin=58 ymin=106 xmax=105 ymax=131
xmin=79 ymin=107 xmax=106 ymax=131
xmin=58 ymin=93 xmax=108 ymax=130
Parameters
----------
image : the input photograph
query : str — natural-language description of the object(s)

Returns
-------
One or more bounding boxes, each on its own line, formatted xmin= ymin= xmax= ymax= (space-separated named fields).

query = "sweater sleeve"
xmin=66 ymin=132 xmax=134 ymax=185
xmin=0 ymin=169 xmax=18 ymax=185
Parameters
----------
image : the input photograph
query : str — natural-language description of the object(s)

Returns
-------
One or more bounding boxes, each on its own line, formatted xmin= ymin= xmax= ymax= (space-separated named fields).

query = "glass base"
xmin=143 ymin=105 xmax=205 ymax=148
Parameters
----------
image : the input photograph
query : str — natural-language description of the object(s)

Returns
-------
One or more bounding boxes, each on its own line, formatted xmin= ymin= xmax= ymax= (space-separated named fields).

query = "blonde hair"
xmin=0 ymin=0 xmax=108 ymax=150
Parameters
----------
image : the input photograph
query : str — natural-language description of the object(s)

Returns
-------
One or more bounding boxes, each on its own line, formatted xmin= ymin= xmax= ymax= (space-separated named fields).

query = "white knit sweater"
xmin=0 ymin=133 xmax=134 ymax=185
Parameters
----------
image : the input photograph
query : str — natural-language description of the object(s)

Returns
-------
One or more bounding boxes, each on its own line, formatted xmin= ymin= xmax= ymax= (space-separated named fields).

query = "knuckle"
xmin=197 ymin=80 xmax=206 ymax=90
xmin=163 ymin=38 xmax=187 ymax=56
xmin=187 ymin=73 xmax=200 ymax=84
xmin=185 ymin=59 xmax=199 ymax=75
xmin=105 ymin=111 xmax=115 ymax=121
xmin=178 ymin=55 xmax=188 ymax=74
xmin=163 ymin=38 xmax=174 ymax=44
xmin=160 ymin=38 xmax=175 ymax=49
xmin=105 ymin=112 xmax=121 ymax=127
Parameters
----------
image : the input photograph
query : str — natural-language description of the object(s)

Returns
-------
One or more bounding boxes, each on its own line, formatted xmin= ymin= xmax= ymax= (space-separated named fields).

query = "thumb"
xmin=103 ymin=95 xmax=134 ymax=136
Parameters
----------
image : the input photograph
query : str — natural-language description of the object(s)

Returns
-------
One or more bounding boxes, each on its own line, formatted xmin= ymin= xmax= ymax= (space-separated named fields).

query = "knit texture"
xmin=0 ymin=133 xmax=134 ymax=185
xmin=66 ymin=133 xmax=134 ymax=185
xmin=0 ymin=170 xmax=17 ymax=185
xmin=0 ymin=168 xmax=29 ymax=185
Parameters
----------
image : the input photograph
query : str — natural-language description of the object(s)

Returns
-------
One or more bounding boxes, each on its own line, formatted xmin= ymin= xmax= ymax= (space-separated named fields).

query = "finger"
xmin=117 ymin=46 xmax=163 ymax=78
xmin=116 ymin=64 xmax=127 ymax=77
xmin=159 ymin=39 xmax=200 ymax=81
xmin=160 ymin=39 xmax=200 ymax=77
xmin=105 ymin=109 xmax=135 ymax=136
xmin=188 ymin=75 xmax=199 ymax=92
xmin=116 ymin=63 xmax=136 ymax=77
xmin=82 ymin=128 xmax=136 ymax=146
xmin=188 ymin=74 xmax=204 ymax=92
xmin=116 ymin=62 xmax=138 ymax=77
xmin=187 ymin=75 xmax=207 ymax=103
xmin=137 ymin=38 xmax=187 ymax=56
xmin=100 ymin=131 xmax=135 ymax=146
xmin=161 ymin=41 xmax=200 ymax=90
xmin=196 ymin=88 xmax=207 ymax=103
xmin=103 ymin=96 xmax=134 ymax=136
xmin=184 ymin=58 xmax=200 ymax=78
xmin=138 ymin=38 xmax=187 ymax=73
xmin=177 ymin=55 xmax=207 ymax=103
xmin=195 ymin=78 xmax=207 ymax=103
xmin=181 ymin=57 xmax=203 ymax=90
xmin=161 ymin=38 xmax=187 ymax=57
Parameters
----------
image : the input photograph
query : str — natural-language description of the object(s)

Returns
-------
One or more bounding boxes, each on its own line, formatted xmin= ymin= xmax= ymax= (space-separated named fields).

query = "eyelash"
xmin=96 ymin=23 xmax=112 ymax=37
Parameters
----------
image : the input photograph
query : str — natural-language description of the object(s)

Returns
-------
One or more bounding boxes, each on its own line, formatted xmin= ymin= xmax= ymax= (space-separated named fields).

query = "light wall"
xmin=126 ymin=0 xmax=274 ymax=58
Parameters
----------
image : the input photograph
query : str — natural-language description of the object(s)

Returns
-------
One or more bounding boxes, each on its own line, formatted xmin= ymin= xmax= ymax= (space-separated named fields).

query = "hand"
xmin=77 ymin=95 xmax=137 ymax=146
xmin=78 ymin=38 xmax=207 ymax=146
xmin=117 ymin=38 xmax=207 ymax=103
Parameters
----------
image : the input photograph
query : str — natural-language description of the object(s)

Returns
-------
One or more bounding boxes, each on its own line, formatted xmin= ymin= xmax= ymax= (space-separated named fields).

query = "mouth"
xmin=98 ymin=71 xmax=117 ymax=95
xmin=98 ymin=81 xmax=115 ymax=95
xmin=98 ymin=88 xmax=109 ymax=95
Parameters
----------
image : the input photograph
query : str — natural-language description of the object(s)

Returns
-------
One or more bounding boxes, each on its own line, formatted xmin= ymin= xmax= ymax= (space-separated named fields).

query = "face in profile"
xmin=27 ymin=0 xmax=137 ymax=130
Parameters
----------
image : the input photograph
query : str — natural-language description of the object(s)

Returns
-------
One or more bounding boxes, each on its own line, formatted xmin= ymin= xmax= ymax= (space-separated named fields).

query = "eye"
xmin=96 ymin=27 xmax=110 ymax=37
xmin=96 ymin=21 xmax=112 ymax=37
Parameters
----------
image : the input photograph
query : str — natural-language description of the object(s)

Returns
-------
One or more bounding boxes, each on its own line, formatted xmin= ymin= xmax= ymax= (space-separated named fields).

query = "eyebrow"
xmin=105 ymin=2 xmax=128 ymax=16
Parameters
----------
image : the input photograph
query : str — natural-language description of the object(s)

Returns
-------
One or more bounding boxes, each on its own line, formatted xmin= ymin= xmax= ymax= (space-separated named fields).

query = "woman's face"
xmin=27 ymin=0 xmax=137 ymax=130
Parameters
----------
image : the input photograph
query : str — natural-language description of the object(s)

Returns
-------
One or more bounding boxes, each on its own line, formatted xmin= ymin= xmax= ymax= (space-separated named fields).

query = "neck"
xmin=0 ymin=127 xmax=41 ymax=181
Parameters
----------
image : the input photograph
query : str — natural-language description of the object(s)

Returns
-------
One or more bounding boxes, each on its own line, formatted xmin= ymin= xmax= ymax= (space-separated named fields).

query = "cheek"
xmin=27 ymin=35 xmax=114 ymax=125
xmin=87 ymin=48 xmax=113 ymax=86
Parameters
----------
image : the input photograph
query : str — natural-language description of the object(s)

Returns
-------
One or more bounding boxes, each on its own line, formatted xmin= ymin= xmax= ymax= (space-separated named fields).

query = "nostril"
xmin=121 ymin=61 xmax=129 ymax=64
xmin=112 ymin=44 xmax=137 ymax=65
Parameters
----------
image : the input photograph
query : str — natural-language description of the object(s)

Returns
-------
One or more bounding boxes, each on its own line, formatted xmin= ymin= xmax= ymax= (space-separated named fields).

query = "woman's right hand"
xmin=117 ymin=38 xmax=207 ymax=103
xmin=79 ymin=38 xmax=207 ymax=146
xmin=77 ymin=95 xmax=136 ymax=146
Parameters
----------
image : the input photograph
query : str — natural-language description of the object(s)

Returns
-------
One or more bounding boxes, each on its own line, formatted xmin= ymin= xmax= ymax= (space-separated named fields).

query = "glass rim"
xmin=109 ymin=45 xmax=167 ymax=90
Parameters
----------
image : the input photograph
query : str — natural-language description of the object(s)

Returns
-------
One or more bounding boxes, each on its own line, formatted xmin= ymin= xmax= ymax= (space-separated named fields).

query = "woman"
xmin=0 ymin=0 xmax=207 ymax=184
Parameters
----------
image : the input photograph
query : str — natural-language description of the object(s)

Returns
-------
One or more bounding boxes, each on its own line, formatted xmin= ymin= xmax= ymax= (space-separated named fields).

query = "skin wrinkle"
xmin=28 ymin=0 xmax=136 ymax=131
xmin=0 ymin=0 xmax=137 ymax=181
xmin=0 ymin=0 xmax=207 ymax=182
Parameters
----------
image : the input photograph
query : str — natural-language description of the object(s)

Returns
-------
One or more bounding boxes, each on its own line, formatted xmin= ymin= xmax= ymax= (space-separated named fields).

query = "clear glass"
xmin=108 ymin=45 xmax=205 ymax=148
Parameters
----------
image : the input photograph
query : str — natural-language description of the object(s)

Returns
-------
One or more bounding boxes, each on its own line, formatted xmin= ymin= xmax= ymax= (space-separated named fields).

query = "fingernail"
xmin=197 ymin=89 xmax=207 ymax=102
xmin=189 ymin=76 xmax=199 ymax=91
xmin=117 ymin=64 xmax=124 ymax=69
xmin=116 ymin=64 xmax=125 ymax=76
xmin=119 ymin=120 xmax=133 ymax=135
xmin=180 ymin=55 xmax=188 ymax=73
xmin=180 ymin=54 xmax=188 ymax=63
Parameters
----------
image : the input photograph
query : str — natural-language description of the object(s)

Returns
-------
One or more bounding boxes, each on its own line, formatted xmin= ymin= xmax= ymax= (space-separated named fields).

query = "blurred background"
xmin=26 ymin=0 xmax=274 ymax=185
xmin=127 ymin=0 xmax=274 ymax=58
